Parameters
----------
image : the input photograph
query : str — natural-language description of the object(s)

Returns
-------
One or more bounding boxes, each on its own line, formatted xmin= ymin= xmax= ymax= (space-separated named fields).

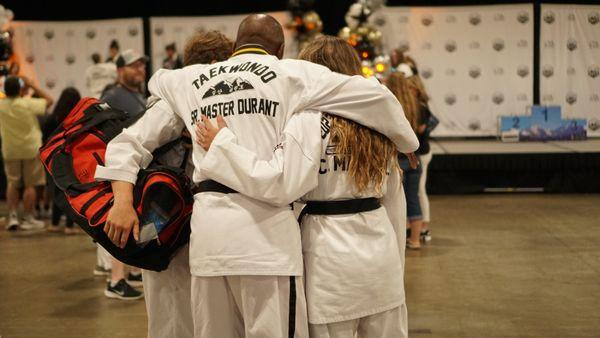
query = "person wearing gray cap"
xmin=101 ymin=49 xmax=148 ymax=118
xmin=99 ymin=48 xmax=148 ymax=301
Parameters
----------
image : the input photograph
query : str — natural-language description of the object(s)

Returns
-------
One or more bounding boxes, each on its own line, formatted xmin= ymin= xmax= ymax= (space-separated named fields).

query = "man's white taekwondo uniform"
xmin=95 ymin=46 xmax=416 ymax=338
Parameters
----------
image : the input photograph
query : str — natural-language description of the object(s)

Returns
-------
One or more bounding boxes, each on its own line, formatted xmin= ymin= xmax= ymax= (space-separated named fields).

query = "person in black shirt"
xmin=43 ymin=87 xmax=80 ymax=234
xmin=162 ymin=43 xmax=183 ymax=70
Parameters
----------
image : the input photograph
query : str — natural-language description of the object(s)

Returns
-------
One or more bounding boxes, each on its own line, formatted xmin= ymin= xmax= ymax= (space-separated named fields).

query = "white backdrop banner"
xmin=372 ymin=5 xmax=534 ymax=137
xmin=11 ymin=18 xmax=144 ymax=99
xmin=540 ymin=4 xmax=600 ymax=137
xmin=150 ymin=12 xmax=298 ymax=72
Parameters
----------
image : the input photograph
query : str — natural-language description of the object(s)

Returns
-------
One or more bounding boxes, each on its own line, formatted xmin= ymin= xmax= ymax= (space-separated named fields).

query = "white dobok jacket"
xmin=95 ymin=52 xmax=418 ymax=277
xmin=199 ymin=111 xmax=409 ymax=323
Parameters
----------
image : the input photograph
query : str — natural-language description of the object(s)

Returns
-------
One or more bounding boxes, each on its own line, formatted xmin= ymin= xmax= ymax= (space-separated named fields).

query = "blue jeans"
xmin=399 ymin=157 xmax=423 ymax=221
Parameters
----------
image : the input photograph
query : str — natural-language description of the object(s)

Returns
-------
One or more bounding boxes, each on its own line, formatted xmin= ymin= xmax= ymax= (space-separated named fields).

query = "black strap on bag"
xmin=297 ymin=197 xmax=381 ymax=223
xmin=194 ymin=180 xmax=238 ymax=194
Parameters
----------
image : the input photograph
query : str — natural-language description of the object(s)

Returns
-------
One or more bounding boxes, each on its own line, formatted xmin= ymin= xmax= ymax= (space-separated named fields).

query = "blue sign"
xmin=500 ymin=106 xmax=587 ymax=141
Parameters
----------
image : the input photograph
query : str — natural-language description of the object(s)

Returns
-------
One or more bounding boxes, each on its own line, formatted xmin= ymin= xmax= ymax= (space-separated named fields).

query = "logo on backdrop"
xmin=589 ymin=12 xmax=600 ymax=25
xmin=445 ymin=68 xmax=456 ymax=76
xmin=445 ymin=93 xmax=456 ymax=106
xmin=492 ymin=38 xmax=505 ymax=52
xmin=108 ymin=27 xmax=117 ymax=35
xmin=542 ymin=65 xmax=554 ymax=78
xmin=567 ymin=67 xmax=576 ymax=76
xmin=469 ymin=66 xmax=481 ymax=79
xmin=567 ymin=38 xmax=577 ymax=51
xmin=493 ymin=67 xmax=504 ymax=76
xmin=468 ymin=119 xmax=481 ymax=131
xmin=589 ymin=41 xmax=599 ymax=49
xmin=45 ymin=55 xmax=55 ymax=62
xmin=44 ymin=29 xmax=54 ymax=40
xmin=494 ymin=13 xmax=505 ymax=22
xmin=590 ymin=94 xmax=600 ymax=103
xmin=543 ymin=40 xmax=555 ymax=49
xmin=86 ymin=29 xmax=96 ymax=39
xmin=46 ymin=78 xmax=56 ymax=89
xmin=66 ymin=30 xmax=75 ymax=37
xmin=445 ymin=40 xmax=457 ymax=53
xmin=421 ymin=14 xmax=433 ymax=26
xmin=543 ymin=11 xmax=555 ymax=24
xmin=65 ymin=54 xmax=76 ymax=65
xmin=542 ymin=94 xmax=554 ymax=102
xmin=421 ymin=42 xmax=432 ymax=50
xmin=517 ymin=93 xmax=528 ymax=101
xmin=398 ymin=16 xmax=409 ymax=23
xmin=26 ymin=54 xmax=35 ymax=64
xmin=566 ymin=92 xmax=577 ymax=105
xmin=421 ymin=67 xmax=433 ymax=79
xmin=469 ymin=13 xmax=481 ymax=26
xmin=492 ymin=92 xmax=504 ymax=105
xmin=128 ymin=26 xmax=139 ymax=37
xmin=589 ymin=65 xmax=599 ymax=78
xmin=469 ymin=41 xmax=480 ymax=50
xmin=469 ymin=94 xmax=480 ymax=102
xmin=517 ymin=11 xmax=529 ymax=24
xmin=154 ymin=26 xmax=164 ymax=36
xmin=373 ymin=15 xmax=386 ymax=26
xmin=26 ymin=29 xmax=34 ymax=37
xmin=446 ymin=15 xmax=457 ymax=23
xmin=517 ymin=65 xmax=529 ymax=78
xmin=517 ymin=39 xmax=528 ymax=48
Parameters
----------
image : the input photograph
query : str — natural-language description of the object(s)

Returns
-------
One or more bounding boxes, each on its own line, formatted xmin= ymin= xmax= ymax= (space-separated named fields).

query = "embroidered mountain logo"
xmin=203 ymin=78 xmax=254 ymax=99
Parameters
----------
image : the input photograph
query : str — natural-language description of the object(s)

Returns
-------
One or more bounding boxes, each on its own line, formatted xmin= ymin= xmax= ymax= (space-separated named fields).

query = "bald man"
xmin=98 ymin=14 xmax=417 ymax=338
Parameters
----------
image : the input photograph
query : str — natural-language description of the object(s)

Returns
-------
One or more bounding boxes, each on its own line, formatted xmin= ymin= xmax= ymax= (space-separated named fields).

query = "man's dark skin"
xmin=235 ymin=14 xmax=285 ymax=59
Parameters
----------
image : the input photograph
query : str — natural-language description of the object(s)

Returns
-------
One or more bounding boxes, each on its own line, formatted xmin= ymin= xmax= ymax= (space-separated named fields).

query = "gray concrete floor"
xmin=1 ymin=194 xmax=599 ymax=338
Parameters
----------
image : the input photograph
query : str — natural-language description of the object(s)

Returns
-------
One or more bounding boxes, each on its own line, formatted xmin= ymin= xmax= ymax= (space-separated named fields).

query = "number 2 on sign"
xmin=512 ymin=117 xmax=520 ymax=129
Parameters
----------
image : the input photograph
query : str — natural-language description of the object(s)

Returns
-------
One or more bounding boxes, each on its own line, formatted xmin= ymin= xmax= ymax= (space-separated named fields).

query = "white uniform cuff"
xmin=94 ymin=165 xmax=138 ymax=184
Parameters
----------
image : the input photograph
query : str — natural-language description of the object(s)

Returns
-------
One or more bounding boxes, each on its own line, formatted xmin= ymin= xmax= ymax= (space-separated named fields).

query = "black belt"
xmin=298 ymin=197 xmax=381 ymax=222
xmin=194 ymin=180 xmax=238 ymax=194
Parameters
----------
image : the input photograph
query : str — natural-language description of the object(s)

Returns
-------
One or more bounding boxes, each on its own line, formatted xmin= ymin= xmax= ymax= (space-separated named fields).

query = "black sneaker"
xmin=104 ymin=279 xmax=144 ymax=300
xmin=127 ymin=272 xmax=143 ymax=287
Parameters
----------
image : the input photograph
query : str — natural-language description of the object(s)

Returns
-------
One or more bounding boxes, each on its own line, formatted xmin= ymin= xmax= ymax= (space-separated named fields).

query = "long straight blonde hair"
xmin=299 ymin=36 xmax=398 ymax=193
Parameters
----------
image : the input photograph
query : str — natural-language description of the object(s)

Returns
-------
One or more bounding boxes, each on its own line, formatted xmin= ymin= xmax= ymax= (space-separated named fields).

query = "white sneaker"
xmin=6 ymin=213 xmax=19 ymax=231
xmin=20 ymin=215 xmax=45 ymax=230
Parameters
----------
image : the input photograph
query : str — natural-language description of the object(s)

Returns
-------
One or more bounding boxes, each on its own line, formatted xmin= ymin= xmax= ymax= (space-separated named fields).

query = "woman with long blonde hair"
xmin=195 ymin=35 xmax=417 ymax=338
xmin=386 ymin=71 xmax=427 ymax=249
xmin=403 ymin=57 xmax=435 ymax=243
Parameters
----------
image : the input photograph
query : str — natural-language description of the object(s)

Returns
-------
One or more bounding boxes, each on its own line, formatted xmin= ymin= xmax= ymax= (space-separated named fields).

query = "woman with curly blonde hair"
xmin=196 ymin=36 xmax=418 ymax=338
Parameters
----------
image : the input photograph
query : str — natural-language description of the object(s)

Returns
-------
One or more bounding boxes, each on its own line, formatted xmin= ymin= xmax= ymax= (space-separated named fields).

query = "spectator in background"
xmin=101 ymin=49 xmax=148 ymax=118
xmin=106 ymin=39 xmax=120 ymax=63
xmin=390 ymin=48 xmax=405 ymax=73
xmin=0 ymin=76 xmax=53 ymax=230
xmin=162 ymin=42 xmax=183 ymax=70
xmin=386 ymin=71 xmax=425 ymax=249
xmin=43 ymin=87 xmax=81 ymax=234
xmin=85 ymin=53 xmax=117 ymax=99
xmin=405 ymin=56 xmax=435 ymax=243
xmin=100 ymin=48 xmax=148 ymax=300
